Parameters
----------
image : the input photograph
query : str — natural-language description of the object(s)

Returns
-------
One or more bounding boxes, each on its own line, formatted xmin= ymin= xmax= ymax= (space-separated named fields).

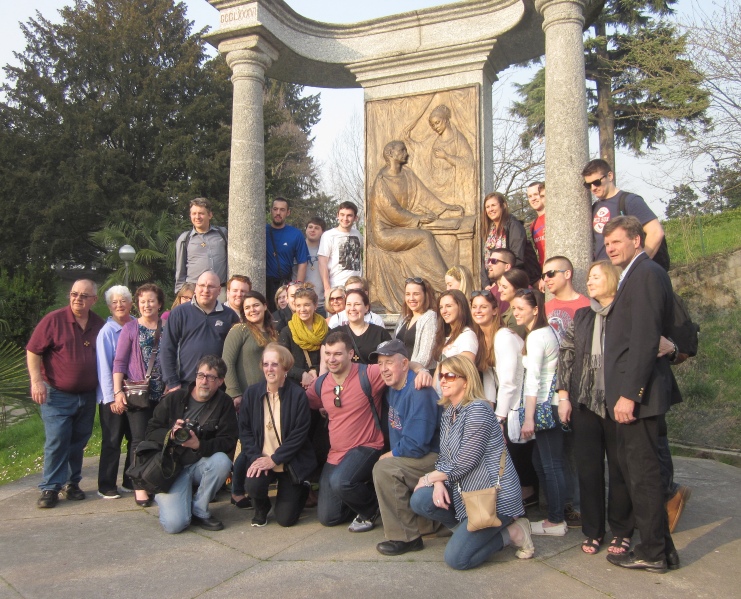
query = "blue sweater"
xmin=160 ymin=300 xmax=240 ymax=387
xmin=388 ymin=370 xmax=441 ymax=458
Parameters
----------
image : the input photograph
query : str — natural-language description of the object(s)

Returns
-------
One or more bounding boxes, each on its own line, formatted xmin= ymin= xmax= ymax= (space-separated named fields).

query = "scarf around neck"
xmin=587 ymin=297 xmax=613 ymax=418
xmin=288 ymin=312 xmax=328 ymax=351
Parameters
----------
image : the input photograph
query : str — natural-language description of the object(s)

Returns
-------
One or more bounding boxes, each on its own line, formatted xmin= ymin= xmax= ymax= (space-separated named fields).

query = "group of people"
xmin=25 ymin=158 xmax=689 ymax=572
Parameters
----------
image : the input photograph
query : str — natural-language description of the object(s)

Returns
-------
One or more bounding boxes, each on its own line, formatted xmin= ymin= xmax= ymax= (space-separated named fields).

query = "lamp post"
xmin=119 ymin=245 xmax=136 ymax=288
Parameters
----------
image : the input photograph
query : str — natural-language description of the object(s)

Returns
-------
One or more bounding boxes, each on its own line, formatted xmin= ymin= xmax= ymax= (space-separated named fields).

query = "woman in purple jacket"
xmin=113 ymin=283 xmax=166 ymax=507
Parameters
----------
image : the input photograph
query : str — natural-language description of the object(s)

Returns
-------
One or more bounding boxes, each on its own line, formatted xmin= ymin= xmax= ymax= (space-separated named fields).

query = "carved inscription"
xmin=220 ymin=5 xmax=258 ymax=28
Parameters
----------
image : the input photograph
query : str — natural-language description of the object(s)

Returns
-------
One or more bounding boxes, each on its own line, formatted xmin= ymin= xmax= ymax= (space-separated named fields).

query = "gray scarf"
xmin=587 ymin=298 xmax=612 ymax=418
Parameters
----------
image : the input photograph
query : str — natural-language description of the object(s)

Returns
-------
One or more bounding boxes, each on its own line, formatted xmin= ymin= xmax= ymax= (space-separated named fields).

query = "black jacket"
xmin=557 ymin=306 xmax=600 ymax=412
xmin=238 ymin=378 xmax=317 ymax=482
xmin=279 ymin=326 xmax=324 ymax=384
xmin=145 ymin=385 xmax=238 ymax=466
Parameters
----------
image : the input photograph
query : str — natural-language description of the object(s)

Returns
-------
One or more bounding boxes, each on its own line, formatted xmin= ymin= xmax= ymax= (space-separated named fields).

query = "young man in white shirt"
xmin=319 ymin=202 xmax=363 ymax=305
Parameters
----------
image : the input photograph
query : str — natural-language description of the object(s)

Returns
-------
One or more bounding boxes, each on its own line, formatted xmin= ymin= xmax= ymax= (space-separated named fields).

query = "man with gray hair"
xmin=175 ymin=198 xmax=228 ymax=298
xmin=27 ymin=279 xmax=105 ymax=508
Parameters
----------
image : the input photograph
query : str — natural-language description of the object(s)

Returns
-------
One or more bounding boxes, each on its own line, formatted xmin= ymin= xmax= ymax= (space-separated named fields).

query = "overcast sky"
xmin=1 ymin=0 xmax=706 ymax=217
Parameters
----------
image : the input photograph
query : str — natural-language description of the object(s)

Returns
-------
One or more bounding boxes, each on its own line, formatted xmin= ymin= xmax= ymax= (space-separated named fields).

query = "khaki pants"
xmin=372 ymin=452 xmax=440 ymax=542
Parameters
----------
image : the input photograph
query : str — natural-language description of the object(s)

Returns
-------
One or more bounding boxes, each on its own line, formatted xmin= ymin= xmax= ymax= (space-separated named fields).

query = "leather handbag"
xmin=125 ymin=435 xmax=182 ymax=494
xmin=459 ymin=450 xmax=507 ymax=532
xmin=123 ymin=320 xmax=162 ymax=411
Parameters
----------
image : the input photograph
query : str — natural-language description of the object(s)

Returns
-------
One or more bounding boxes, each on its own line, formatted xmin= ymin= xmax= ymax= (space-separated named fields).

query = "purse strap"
xmin=144 ymin=319 xmax=162 ymax=380
xmin=302 ymin=349 xmax=313 ymax=369
xmin=264 ymin=392 xmax=282 ymax=446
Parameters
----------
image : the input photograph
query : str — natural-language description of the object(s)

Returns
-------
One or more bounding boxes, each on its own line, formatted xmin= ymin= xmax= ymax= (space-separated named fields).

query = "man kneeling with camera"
xmin=145 ymin=355 xmax=237 ymax=533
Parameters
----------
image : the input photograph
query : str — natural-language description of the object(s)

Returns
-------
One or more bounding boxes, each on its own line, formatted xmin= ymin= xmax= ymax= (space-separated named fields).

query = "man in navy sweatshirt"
xmin=371 ymin=339 xmax=441 ymax=556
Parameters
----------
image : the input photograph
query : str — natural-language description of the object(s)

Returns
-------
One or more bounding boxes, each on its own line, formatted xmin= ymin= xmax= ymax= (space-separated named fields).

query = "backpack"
xmin=671 ymin=293 xmax=700 ymax=358
xmin=617 ymin=192 xmax=671 ymax=272
xmin=314 ymin=364 xmax=390 ymax=450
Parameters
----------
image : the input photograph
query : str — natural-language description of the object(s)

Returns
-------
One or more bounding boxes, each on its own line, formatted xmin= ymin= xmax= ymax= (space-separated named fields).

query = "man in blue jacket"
xmin=371 ymin=339 xmax=441 ymax=556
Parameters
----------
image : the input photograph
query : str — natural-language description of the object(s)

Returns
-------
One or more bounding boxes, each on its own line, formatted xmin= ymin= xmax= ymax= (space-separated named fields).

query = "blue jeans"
xmin=155 ymin=453 xmax=232 ymax=534
xmin=39 ymin=386 xmax=96 ymax=492
xmin=562 ymin=425 xmax=581 ymax=512
xmin=410 ymin=486 xmax=514 ymax=570
xmin=531 ymin=406 xmax=566 ymax=523
xmin=317 ymin=445 xmax=382 ymax=526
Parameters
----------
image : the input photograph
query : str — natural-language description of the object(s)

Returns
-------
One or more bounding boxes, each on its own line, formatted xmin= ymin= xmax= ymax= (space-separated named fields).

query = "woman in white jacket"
xmin=393 ymin=277 xmax=438 ymax=371
xmin=512 ymin=288 xmax=566 ymax=537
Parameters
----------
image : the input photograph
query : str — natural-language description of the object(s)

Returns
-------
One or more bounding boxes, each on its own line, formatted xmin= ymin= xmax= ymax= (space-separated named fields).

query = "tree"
xmin=703 ymin=162 xmax=741 ymax=213
xmin=326 ymin=112 xmax=365 ymax=223
xmin=511 ymin=1 xmax=709 ymax=170
xmin=0 ymin=0 xmax=232 ymax=271
xmin=664 ymin=183 xmax=700 ymax=219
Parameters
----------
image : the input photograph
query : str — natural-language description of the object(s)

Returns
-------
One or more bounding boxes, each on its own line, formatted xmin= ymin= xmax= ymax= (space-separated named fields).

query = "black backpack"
xmin=671 ymin=293 xmax=700 ymax=358
xmin=617 ymin=192 xmax=671 ymax=272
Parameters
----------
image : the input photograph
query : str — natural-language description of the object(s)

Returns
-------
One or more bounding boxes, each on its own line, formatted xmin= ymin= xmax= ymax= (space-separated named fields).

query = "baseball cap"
xmin=369 ymin=339 xmax=409 ymax=361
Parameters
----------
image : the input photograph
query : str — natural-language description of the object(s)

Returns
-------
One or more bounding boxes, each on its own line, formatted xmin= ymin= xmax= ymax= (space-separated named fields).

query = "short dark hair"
xmin=190 ymin=197 xmax=212 ymax=211
xmin=581 ymin=159 xmax=612 ymax=178
xmin=489 ymin=248 xmax=516 ymax=266
xmin=134 ymin=283 xmax=165 ymax=312
xmin=337 ymin=201 xmax=358 ymax=217
xmin=272 ymin=197 xmax=290 ymax=209
xmin=527 ymin=181 xmax=543 ymax=190
xmin=500 ymin=268 xmax=530 ymax=291
xmin=324 ymin=330 xmax=353 ymax=351
xmin=603 ymin=215 xmax=645 ymax=246
xmin=196 ymin=355 xmax=227 ymax=379
xmin=308 ymin=216 xmax=327 ymax=231
xmin=345 ymin=288 xmax=370 ymax=307
xmin=543 ymin=255 xmax=574 ymax=274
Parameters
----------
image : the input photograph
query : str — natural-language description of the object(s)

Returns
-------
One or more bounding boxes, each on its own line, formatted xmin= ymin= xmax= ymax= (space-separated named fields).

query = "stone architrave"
xmin=365 ymin=88 xmax=480 ymax=312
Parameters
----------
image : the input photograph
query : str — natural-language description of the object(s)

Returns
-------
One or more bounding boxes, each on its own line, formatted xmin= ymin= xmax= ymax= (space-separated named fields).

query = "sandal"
xmin=581 ymin=537 xmax=602 ymax=555
xmin=510 ymin=518 xmax=535 ymax=559
xmin=608 ymin=537 xmax=631 ymax=555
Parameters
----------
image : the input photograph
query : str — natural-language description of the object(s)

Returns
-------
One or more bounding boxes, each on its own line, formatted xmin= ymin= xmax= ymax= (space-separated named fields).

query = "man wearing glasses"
xmin=161 ymin=271 xmax=239 ymax=393
xmin=145 ymin=355 xmax=237 ymax=533
xmin=27 ymin=280 xmax=105 ymax=508
xmin=582 ymin=159 xmax=665 ymax=264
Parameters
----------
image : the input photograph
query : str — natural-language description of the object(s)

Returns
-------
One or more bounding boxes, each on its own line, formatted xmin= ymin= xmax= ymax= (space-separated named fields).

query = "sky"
xmin=0 ymin=0 xmax=705 ymax=218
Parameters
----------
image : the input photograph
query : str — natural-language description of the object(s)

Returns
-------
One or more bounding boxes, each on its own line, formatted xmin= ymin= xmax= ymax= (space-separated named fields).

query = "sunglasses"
xmin=583 ymin=174 xmax=607 ymax=189
xmin=487 ymin=258 xmax=510 ymax=266
xmin=438 ymin=372 xmax=465 ymax=382
xmin=470 ymin=290 xmax=493 ymax=299
xmin=405 ymin=277 xmax=424 ymax=285
xmin=541 ymin=269 xmax=566 ymax=280
xmin=333 ymin=385 xmax=343 ymax=408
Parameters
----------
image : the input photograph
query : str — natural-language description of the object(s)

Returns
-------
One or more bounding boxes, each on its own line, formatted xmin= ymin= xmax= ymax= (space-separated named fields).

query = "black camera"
xmin=172 ymin=420 xmax=202 ymax=445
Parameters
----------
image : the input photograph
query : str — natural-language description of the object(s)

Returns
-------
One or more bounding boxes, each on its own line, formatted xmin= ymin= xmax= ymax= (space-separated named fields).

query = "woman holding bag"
xmin=113 ymin=283 xmax=166 ymax=507
xmin=410 ymin=355 xmax=532 ymax=570
xmin=511 ymin=288 xmax=566 ymax=536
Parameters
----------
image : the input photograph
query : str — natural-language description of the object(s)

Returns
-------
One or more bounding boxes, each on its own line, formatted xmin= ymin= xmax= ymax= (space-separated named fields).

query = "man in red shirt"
xmin=527 ymin=181 xmax=546 ymax=267
xmin=543 ymin=256 xmax=590 ymax=343
xmin=26 ymin=279 xmax=105 ymax=508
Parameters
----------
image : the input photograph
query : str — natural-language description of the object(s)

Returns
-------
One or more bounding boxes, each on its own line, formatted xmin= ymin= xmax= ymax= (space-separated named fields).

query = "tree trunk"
xmin=594 ymin=21 xmax=616 ymax=174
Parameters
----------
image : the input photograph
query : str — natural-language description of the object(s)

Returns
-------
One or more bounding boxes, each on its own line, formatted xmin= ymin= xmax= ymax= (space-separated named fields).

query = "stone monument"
xmin=206 ymin=0 xmax=597 ymax=310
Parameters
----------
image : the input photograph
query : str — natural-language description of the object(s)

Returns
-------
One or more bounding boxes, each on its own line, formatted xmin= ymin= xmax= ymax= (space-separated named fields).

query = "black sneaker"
xmin=565 ymin=505 xmax=582 ymax=528
xmin=251 ymin=507 xmax=269 ymax=527
xmin=62 ymin=483 xmax=85 ymax=501
xmin=191 ymin=514 xmax=224 ymax=531
xmin=37 ymin=490 xmax=59 ymax=509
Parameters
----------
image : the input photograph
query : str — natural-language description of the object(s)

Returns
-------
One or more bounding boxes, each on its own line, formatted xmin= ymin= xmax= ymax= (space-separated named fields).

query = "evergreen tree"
xmin=664 ymin=183 xmax=699 ymax=219
xmin=511 ymin=0 xmax=709 ymax=170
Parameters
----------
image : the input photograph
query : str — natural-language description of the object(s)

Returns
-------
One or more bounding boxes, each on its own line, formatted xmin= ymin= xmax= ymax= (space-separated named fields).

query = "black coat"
xmin=604 ymin=253 xmax=674 ymax=419
xmin=238 ymin=378 xmax=317 ymax=482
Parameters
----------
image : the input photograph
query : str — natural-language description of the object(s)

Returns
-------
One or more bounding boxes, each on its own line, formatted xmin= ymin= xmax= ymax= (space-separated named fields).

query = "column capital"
xmin=220 ymin=35 xmax=279 ymax=77
xmin=534 ymin=0 xmax=587 ymax=31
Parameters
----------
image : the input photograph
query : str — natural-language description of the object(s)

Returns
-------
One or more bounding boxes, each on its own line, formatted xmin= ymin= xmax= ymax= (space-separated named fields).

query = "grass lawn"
xmin=665 ymin=207 xmax=741 ymax=267
xmin=0 ymin=407 xmax=103 ymax=487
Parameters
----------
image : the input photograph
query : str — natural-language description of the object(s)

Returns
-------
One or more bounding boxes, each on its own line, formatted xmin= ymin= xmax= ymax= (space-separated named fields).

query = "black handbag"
xmin=264 ymin=392 xmax=302 ymax=486
xmin=123 ymin=320 xmax=162 ymax=411
xmin=125 ymin=436 xmax=182 ymax=494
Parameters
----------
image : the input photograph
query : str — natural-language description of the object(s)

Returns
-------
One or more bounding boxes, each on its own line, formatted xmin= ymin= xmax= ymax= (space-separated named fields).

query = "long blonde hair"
xmin=445 ymin=264 xmax=475 ymax=298
xmin=437 ymin=354 xmax=486 ymax=409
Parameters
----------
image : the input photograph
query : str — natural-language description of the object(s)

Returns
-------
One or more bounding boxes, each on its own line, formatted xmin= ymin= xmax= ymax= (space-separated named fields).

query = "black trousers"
xmin=613 ymin=415 xmax=675 ymax=561
xmin=243 ymin=469 xmax=309 ymax=527
xmin=571 ymin=405 xmax=633 ymax=540
xmin=97 ymin=403 xmax=132 ymax=492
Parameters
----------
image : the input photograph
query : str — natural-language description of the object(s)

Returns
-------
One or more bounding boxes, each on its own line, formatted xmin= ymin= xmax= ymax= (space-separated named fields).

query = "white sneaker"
xmin=348 ymin=513 xmax=377 ymax=533
xmin=530 ymin=520 xmax=567 ymax=536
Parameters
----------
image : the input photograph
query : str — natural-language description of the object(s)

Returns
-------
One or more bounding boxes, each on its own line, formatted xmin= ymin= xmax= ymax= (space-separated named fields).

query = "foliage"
xmin=664 ymin=207 xmax=741 ymax=266
xmin=664 ymin=183 xmax=700 ymax=219
xmin=702 ymin=161 xmax=741 ymax=213
xmin=0 ymin=267 xmax=57 ymax=346
xmin=511 ymin=1 xmax=709 ymax=168
xmin=0 ymin=340 xmax=32 ymax=429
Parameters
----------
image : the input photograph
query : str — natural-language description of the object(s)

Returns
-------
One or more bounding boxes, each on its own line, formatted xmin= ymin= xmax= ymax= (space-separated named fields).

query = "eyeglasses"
xmin=196 ymin=372 xmax=219 ymax=383
xmin=583 ymin=174 xmax=607 ymax=189
xmin=329 ymin=296 xmax=345 ymax=302
xmin=541 ymin=269 xmax=566 ymax=280
xmin=405 ymin=277 xmax=424 ymax=285
xmin=333 ymin=385 xmax=343 ymax=407
xmin=70 ymin=292 xmax=94 ymax=300
xmin=438 ymin=372 xmax=465 ymax=382
xmin=196 ymin=284 xmax=219 ymax=291
xmin=487 ymin=258 xmax=510 ymax=266
xmin=470 ymin=290 xmax=493 ymax=299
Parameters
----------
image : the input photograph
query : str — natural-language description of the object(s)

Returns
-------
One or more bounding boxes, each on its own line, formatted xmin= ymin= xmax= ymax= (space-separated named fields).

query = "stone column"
xmin=536 ymin=0 xmax=591 ymax=292
xmin=219 ymin=36 xmax=278 ymax=294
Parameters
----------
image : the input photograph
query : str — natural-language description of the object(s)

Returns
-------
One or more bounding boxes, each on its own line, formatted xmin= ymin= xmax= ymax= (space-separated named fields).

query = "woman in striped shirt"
xmin=410 ymin=355 xmax=534 ymax=569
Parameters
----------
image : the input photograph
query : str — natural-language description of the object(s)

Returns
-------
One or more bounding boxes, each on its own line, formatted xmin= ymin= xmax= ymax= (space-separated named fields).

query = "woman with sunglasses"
xmin=410 ymin=355 xmax=532 ymax=569
xmin=335 ymin=289 xmax=390 ymax=364
xmin=556 ymin=260 xmax=634 ymax=555
xmin=325 ymin=286 xmax=346 ymax=320
xmin=498 ymin=268 xmax=530 ymax=331
xmin=224 ymin=291 xmax=279 ymax=509
xmin=393 ymin=277 xmax=438 ymax=372
xmin=512 ymin=288 xmax=567 ymax=536
xmin=236 ymin=343 xmax=316 ymax=527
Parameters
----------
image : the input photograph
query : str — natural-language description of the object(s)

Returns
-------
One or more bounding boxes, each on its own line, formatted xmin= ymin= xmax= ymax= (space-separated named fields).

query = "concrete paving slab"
xmin=0 ymin=456 xmax=739 ymax=599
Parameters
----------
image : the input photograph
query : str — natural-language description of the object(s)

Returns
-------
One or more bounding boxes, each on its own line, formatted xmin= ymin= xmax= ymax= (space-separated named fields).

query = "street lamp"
xmin=119 ymin=245 xmax=136 ymax=288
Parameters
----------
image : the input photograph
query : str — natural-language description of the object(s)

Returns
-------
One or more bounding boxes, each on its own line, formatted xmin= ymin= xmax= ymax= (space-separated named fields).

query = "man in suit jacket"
xmin=602 ymin=215 xmax=677 ymax=573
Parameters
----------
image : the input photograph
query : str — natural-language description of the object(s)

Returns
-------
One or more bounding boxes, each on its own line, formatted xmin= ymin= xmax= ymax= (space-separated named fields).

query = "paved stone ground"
xmin=0 ymin=456 xmax=739 ymax=599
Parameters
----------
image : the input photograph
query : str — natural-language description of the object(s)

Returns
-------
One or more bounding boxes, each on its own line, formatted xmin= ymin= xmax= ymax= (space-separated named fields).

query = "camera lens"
xmin=173 ymin=427 xmax=190 ymax=443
